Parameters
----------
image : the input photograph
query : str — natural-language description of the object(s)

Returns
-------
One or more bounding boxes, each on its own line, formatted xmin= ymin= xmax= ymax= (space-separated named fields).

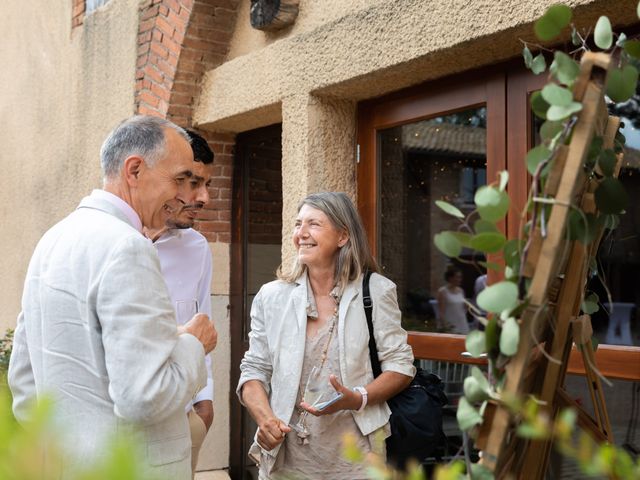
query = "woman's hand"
xmin=299 ymin=375 xmax=363 ymax=416
xmin=257 ymin=417 xmax=291 ymax=451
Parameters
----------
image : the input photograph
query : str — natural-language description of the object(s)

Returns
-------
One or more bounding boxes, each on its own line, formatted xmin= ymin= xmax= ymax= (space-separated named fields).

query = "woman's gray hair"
xmin=278 ymin=192 xmax=379 ymax=288
xmin=100 ymin=115 xmax=189 ymax=179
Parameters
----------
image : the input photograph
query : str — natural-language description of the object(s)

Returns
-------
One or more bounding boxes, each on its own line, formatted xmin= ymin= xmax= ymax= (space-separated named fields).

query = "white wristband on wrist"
xmin=353 ymin=386 xmax=368 ymax=412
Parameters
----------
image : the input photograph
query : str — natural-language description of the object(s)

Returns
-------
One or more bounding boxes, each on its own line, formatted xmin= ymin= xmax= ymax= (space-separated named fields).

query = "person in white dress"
xmin=436 ymin=266 xmax=469 ymax=334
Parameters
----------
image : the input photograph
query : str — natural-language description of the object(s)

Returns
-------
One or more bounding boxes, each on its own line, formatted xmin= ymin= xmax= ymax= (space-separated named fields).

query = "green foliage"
xmin=498 ymin=317 xmax=519 ymax=356
xmin=435 ymin=200 xmax=465 ymax=219
xmin=534 ymin=4 xmax=572 ymax=41
xmin=595 ymin=177 xmax=629 ymax=214
xmin=456 ymin=397 xmax=483 ymax=430
xmin=594 ymin=16 xmax=613 ymax=49
xmin=531 ymin=53 xmax=547 ymax=75
xmin=550 ymin=52 xmax=580 ymax=86
xmin=465 ymin=330 xmax=486 ymax=358
xmin=581 ymin=292 xmax=600 ymax=315
xmin=530 ymin=91 xmax=550 ymax=119
xmin=476 ymin=281 xmax=518 ymax=314
xmin=474 ymin=186 xmax=509 ymax=222
xmin=526 ymin=145 xmax=552 ymax=174
xmin=0 ymin=386 xmax=161 ymax=480
xmin=430 ymin=4 xmax=640 ymax=478
xmin=607 ymin=65 xmax=639 ymax=102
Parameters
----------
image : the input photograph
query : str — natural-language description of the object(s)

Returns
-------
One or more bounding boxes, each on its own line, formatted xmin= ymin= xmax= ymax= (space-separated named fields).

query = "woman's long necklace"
xmin=294 ymin=291 xmax=339 ymax=443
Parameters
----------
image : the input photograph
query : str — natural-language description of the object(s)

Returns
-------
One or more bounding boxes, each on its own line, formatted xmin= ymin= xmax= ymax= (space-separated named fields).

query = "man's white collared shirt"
xmin=154 ymin=228 xmax=214 ymax=409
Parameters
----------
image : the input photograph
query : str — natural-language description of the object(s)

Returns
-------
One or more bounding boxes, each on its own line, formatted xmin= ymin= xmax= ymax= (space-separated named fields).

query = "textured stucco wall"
xmin=198 ymin=0 xmax=638 ymax=132
xmin=0 ymin=0 xmax=137 ymax=333
xmin=227 ymin=0 xmax=388 ymax=60
xmin=196 ymin=0 xmax=639 ymax=273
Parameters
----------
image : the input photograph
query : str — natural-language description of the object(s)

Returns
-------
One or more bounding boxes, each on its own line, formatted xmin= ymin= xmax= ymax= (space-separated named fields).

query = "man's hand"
xmin=182 ymin=313 xmax=217 ymax=353
xmin=257 ymin=417 xmax=291 ymax=451
xmin=193 ymin=400 xmax=214 ymax=431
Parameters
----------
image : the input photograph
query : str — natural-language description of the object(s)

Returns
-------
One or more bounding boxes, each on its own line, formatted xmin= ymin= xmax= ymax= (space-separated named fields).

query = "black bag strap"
xmin=363 ymin=270 xmax=383 ymax=378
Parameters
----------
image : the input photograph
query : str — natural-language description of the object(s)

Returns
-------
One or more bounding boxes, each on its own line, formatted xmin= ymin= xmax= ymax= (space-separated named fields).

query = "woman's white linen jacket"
xmin=237 ymin=271 xmax=416 ymax=460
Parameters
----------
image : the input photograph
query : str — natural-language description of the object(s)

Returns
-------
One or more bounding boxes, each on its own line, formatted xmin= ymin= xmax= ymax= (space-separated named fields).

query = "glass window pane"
xmin=379 ymin=107 xmax=488 ymax=333
xmin=245 ymin=138 xmax=283 ymax=339
xmin=530 ymin=94 xmax=640 ymax=347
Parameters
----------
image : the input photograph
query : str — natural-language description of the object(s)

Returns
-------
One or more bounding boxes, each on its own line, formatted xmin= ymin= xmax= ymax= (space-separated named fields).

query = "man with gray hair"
xmin=8 ymin=115 xmax=217 ymax=479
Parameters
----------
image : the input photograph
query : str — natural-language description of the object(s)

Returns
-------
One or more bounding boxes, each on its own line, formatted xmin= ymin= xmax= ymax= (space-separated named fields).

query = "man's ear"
xmin=123 ymin=156 xmax=144 ymax=187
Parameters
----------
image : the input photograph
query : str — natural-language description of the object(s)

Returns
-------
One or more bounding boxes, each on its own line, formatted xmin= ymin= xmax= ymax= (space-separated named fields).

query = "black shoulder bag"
xmin=362 ymin=271 xmax=448 ymax=469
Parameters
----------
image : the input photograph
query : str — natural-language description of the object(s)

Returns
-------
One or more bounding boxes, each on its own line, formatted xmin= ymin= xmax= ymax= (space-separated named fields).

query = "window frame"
xmin=356 ymin=63 xmax=640 ymax=381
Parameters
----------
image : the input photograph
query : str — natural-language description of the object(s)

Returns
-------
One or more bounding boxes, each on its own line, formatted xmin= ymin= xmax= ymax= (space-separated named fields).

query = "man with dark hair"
xmin=9 ymin=116 xmax=217 ymax=479
xmin=146 ymin=130 xmax=216 ymax=478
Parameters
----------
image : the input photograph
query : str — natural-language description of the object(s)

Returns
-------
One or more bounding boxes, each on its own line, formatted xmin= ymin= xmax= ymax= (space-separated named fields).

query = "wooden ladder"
xmin=476 ymin=52 xmax=619 ymax=479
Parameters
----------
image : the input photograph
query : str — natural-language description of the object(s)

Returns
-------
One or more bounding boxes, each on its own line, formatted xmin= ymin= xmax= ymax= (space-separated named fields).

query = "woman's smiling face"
xmin=293 ymin=204 xmax=347 ymax=271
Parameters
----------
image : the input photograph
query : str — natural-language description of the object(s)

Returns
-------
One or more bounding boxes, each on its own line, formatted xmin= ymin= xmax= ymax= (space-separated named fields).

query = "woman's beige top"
xmin=259 ymin=291 xmax=385 ymax=480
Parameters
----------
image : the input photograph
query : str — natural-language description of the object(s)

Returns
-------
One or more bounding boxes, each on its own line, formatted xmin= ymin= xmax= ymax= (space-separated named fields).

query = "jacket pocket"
xmin=147 ymin=433 xmax=190 ymax=466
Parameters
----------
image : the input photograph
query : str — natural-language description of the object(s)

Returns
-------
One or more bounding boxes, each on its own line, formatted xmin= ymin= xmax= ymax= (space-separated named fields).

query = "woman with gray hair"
xmin=238 ymin=192 xmax=415 ymax=479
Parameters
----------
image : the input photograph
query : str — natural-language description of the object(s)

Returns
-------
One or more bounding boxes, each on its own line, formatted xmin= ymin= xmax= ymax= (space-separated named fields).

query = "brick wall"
xmin=134 ymin=0 xmax=241 ymax=244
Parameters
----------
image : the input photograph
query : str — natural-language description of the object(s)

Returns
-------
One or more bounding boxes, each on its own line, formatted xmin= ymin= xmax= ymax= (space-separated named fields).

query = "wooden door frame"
xmin=229 ymin=124 xmax=283 ymax=479
xmin=356 ymin=62 xmax=640 ymax=382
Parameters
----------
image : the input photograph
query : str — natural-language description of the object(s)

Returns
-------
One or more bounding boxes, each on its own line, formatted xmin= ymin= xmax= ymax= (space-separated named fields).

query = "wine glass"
xmin=175 ymin=299 xmax=199 ymax=324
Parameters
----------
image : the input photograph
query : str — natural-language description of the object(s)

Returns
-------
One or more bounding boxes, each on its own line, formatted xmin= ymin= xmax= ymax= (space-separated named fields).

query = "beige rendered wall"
xmin=195 ymin=0 xmax=639 ymax=264
xmin=0 ymin=0 xmax=138 ymax=333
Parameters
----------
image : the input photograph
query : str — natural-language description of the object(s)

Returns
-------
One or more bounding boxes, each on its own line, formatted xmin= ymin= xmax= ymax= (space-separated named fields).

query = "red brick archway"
xmin=135 ymin=0 xmax=240 ymax=242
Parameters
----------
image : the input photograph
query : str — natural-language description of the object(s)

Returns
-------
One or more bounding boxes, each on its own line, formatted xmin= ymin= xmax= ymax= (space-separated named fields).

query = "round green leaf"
xmin=499 ymin=317 xmax=520 ymax=356
xmin=531 ymin=53 xmax=547 ymax=75
xmin=595 ymin=177 xmax=629 ymax=214
xmin=477 ymin=281 xmax=519 ymax=314
xmin=470 ymin=232 xmax=507 ymax=253
xmin=434 ymin=231 xmax=462 ymax=257
xmin=435 ymin=199 xmax=465 ymax=219
xmin=464 ymin=376 xmax=489 ymax=403
xmin=451 ymin=231 xmax=473 ymax=248
xmin=527 ymin=145 xmax=552 ymax=174
xmin=624 ymin=39 xmax=640 ymax=59
xmin=594 ymin=16 xmax=613 ymax=50
xmin=606 ymin=65 xmax=639 ymax=103
xmin=465 ymin=330 xmax=486 ymax=358
xmin=598 ymin=149 xmax=617 ymax=177
xmin=523 ymin=46 xmax=533 ymax=68
xmin=581 ymin=292 xmax=599 ymax=315
xmin=550 ymin=51 xmax=580 ymax=86
xmin=474 ymin=219 xmax=499 ymax=234
xmin=457 ymin=397 xmax=483 ymax=431
xmin=471 ymin=365 xmax=490 ymax=392
xmin=530 ymin=91 xmax=550 ymax=119
xmin=546 ymin=101 xmax=583 ymax=121
xmin=567 ymin=210 xmax=596 ymax=244
xmin=475 ymin=186 xmax=509 ymax=222
xmin=540 ymin=121 xmax=564 ymax=142
xmin=542 ymin=83 xmax=573 ymax=107
xmin=534 ymin=4 xmax=572 ymax=41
